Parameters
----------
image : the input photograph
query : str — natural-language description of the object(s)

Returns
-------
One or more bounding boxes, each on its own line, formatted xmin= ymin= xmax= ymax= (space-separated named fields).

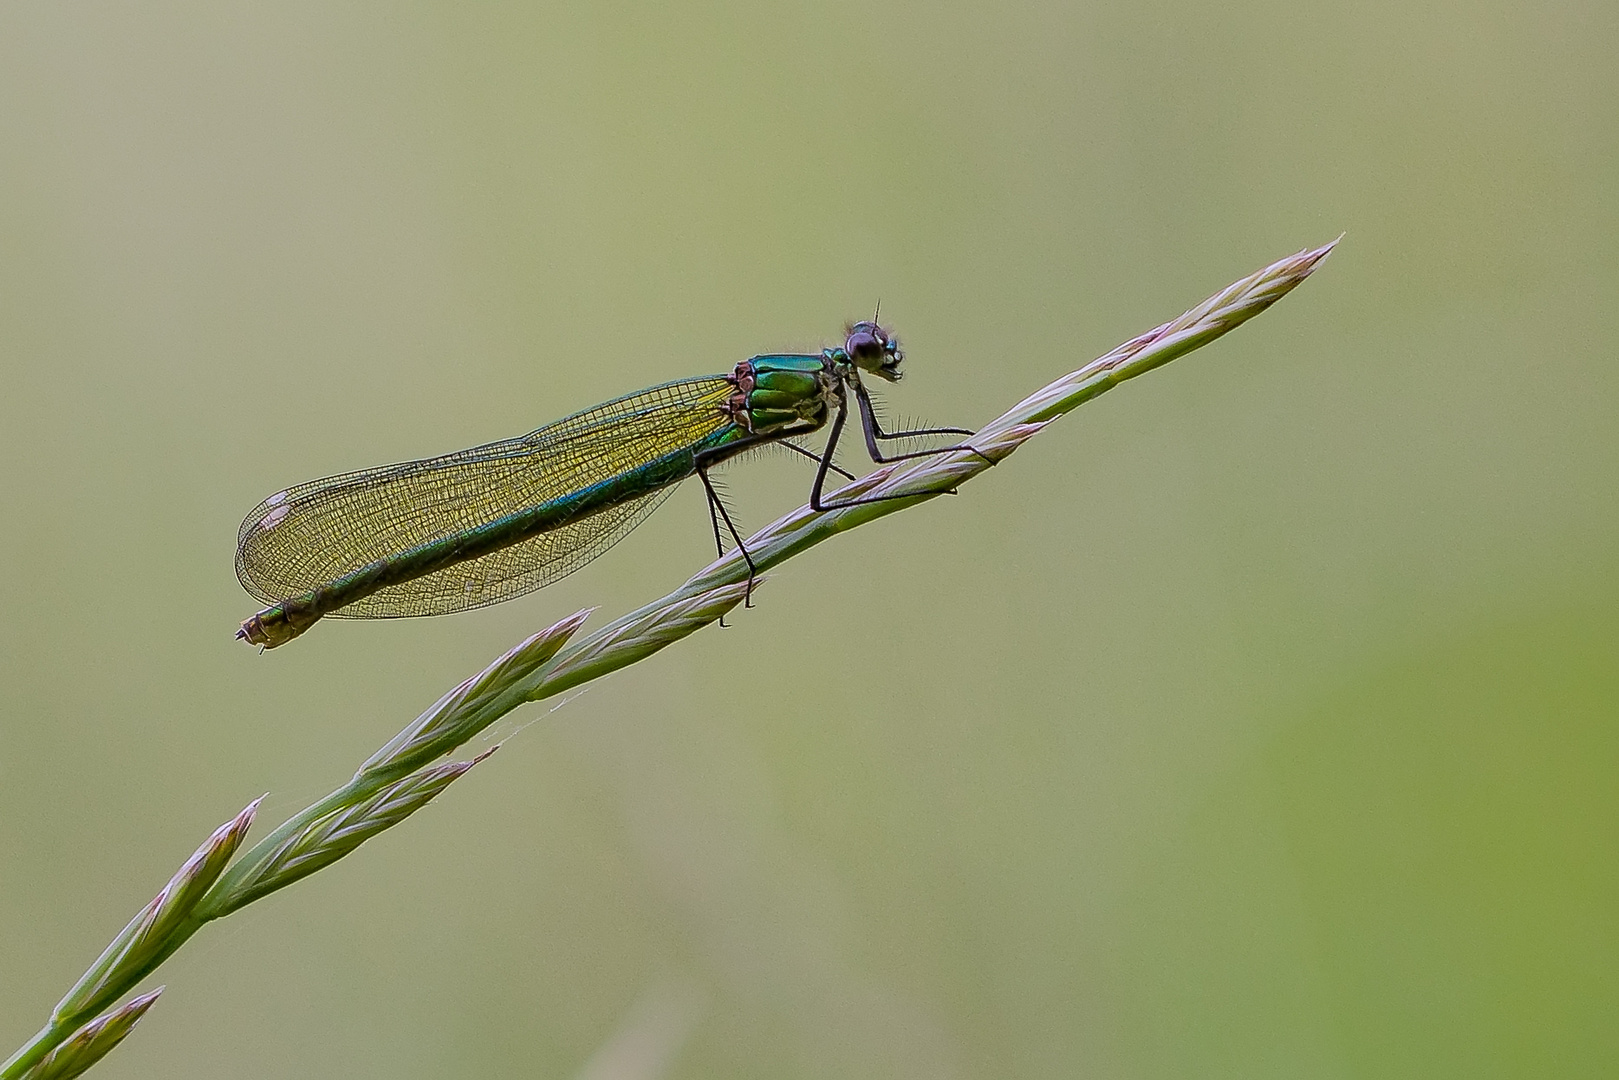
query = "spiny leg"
xmin=808 ymin=378 xmax=1001 ymax=511
xmin=807 ymin=396 xmax=966 ymax=512
xmin=688 ymin=422 xmax=848 ymax=608
xmin=782 ymin=438 xmax=856 ymax=481
xmin=853 ymin=380 xmax=992 ymax=467
xmin=858 ymin=379 xmax=975 ymax=442
xmin=704 ymin=475 xmax=728 ymax=559
xmin=696 ymin=462 xmax=759 ymax=609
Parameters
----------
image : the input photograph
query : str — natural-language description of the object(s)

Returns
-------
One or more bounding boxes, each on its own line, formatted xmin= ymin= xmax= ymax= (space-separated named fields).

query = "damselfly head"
xmin=842 ymin=320 xmax=903 ymax=382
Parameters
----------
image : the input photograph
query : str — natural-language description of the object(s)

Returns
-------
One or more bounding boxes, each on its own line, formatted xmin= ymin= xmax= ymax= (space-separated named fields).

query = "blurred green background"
xmin=2 ymin=2 xmax=1615 ymax=1077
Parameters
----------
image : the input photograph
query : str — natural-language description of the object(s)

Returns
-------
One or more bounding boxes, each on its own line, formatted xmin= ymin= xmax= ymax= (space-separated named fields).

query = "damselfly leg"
xmin=810 ymin=383 xmax=991 ymax=513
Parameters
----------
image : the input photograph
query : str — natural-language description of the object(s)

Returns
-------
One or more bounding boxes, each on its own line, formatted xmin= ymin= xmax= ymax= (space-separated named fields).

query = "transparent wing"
xmin=236 ymin=375 xmax=734 ymax=618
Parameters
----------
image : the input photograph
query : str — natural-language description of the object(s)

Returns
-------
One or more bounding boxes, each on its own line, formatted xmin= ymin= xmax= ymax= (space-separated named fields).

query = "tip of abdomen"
xmin=237 ymin=602 xmax=321 ymax=649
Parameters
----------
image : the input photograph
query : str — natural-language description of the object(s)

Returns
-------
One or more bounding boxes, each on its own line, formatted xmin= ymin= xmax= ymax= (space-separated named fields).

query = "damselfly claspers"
xmin=235 ymin=321 xmax=975 ymax=648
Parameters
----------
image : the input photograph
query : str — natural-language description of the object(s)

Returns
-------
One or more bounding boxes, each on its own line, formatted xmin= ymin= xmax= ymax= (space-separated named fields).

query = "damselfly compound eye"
xmin=845 ymin=322 xmax=887 ymax=361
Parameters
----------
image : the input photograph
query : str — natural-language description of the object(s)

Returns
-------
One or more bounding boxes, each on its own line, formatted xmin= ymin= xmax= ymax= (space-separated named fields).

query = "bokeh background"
xmin=2 ymin=2 xmax=1615 ymax=1077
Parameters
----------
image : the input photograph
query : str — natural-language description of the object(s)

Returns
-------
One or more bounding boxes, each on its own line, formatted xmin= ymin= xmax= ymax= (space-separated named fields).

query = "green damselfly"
xmin=235 ymin=322 xmax=976 ymax=648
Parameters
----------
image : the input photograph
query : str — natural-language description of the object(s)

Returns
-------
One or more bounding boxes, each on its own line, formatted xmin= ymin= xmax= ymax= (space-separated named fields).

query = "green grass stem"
xmin=1 ymin=239 xmax=1335 ymax=1079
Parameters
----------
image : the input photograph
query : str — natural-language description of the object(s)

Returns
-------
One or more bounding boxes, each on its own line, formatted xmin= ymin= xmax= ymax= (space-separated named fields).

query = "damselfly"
xmin=235 ymin=322 xmax=974 ymax=648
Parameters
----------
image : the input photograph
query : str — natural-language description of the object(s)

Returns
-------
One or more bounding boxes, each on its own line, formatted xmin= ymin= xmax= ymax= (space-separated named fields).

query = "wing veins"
xmin=237 ymin=375 xmax=735 ymax=608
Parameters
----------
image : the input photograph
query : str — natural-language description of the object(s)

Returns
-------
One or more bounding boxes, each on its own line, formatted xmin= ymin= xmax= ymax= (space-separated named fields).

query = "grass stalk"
xmin=1 ymin=239 xmax=1335 ymax=1079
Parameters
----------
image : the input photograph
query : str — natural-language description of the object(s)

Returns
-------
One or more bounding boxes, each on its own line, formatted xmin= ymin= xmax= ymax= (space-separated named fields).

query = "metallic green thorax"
xmin=723 ymin=355 xmax=836 ymax=437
